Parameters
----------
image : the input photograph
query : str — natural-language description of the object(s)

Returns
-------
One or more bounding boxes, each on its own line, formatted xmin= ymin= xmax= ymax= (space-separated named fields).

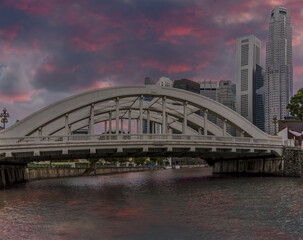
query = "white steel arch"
xmin=0 ymin=85 xmax=274 ymax=140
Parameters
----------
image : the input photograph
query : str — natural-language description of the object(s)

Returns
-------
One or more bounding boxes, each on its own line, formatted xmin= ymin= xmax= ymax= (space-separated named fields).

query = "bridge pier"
xmin=213 ymin=158 xmax=284 ymax=175
xmin=0 ymin=165 xmax=26 ymax=188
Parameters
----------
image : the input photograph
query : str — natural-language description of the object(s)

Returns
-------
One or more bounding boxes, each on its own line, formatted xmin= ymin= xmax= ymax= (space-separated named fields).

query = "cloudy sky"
xmin=0 ymin=0 xmax=303 ymax=125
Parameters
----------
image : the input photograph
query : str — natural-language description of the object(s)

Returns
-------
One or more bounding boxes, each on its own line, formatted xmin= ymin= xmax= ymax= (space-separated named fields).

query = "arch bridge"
xmin=0 ymin=86 xmax=283 ymax=165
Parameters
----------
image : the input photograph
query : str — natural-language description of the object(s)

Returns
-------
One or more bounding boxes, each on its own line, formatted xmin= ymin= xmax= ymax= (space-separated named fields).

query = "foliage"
xmin=287 ymin=88 xmax=303 ymax=121
xmin=134 ymin=157 xmax=146 ymax=165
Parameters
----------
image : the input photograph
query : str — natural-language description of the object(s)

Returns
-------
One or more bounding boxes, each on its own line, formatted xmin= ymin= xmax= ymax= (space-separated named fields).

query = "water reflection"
xmin=1 ymin=168 xmax=303 ymax=239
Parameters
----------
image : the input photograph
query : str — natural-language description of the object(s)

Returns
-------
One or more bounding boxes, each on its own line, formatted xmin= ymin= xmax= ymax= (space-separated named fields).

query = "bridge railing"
xmin=0 ymin=134 xmax=283 ymax=146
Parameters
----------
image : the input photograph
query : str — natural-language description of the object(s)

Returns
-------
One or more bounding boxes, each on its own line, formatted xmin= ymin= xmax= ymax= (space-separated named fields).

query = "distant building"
xmin=217 ymin=80 xmax=235 ymax=135
xmin=236 ymin=34 xmax=262 ymax=125
xmin=265 ymin=6 xmax=293 ymax=134
xmin=157 ymin=76 xmax=173 ymax=87
xmin=144 ymin=77 xmax=155 ymax=85
xmin=199 ymin=80 xmax=218 ymax=125
xmin=254 ymin=65 xmax=265 ymax=131
xmin=199 ymin=80 xmax=218 ymax=100
xmin=174 ymin=79 xmax=200 ymax=94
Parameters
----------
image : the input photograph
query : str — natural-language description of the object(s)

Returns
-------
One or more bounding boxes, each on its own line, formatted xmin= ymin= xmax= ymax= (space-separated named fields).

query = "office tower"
xmin=199 ymin=81 xmax=218 ymax=125
xmin=157 ymin=76 xmax=173 ymax=87
xmin=173 ymin=79 xmax=200 ymax=94
xmin=236 ymin=35 xmax=262 ymax=125
xmin=232 ymin=83 xmax=236 ymax=111
xmin=255 ymin=65 xmax=265 ymax=131
xmin=265 ymin=6 xmax=293 ymax=134
xmin=217 ymin=80 xmax=235 ymax=135
xmin=144 ymin=77 xmax=155 ymax=85
xmin=217 ymin=80 xmax=234 ymax=110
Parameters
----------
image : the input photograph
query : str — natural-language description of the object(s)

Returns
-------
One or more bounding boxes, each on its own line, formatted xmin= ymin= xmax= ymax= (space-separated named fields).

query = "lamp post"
xmin=272 ymin=115 xmax=278 ymax=135
xmin=0 ymin=108 xmax=9 ymax=129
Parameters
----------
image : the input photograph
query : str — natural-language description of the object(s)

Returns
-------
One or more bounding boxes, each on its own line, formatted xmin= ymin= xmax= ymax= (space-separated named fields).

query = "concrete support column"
xmin=204 ymin=109 xmax=208 ymax=136
xmin=128 ymin=110 xmax=131 ymax=134
xmin=64 ymin=114 xmax=69 ymax=141
xmin=89 ymin=104 xmax=95 ymax=135
xmin=1 ymin=168 xmax=6 ymax=188
xmin=109 ymin=112 xmax=112 ymax=133
xmin=240 ymin=131 xmax=245 ymax=137
xmin=147 ymin=110 xmax=150 ymax=134
xmin=137 ymin=118 xmax=139 ymax=134
xmin=152 ymin=122 xmax=155 ymax=134
xmin=38 ymin=127 xmax=42 ymax=137
xmin=116 ymin=98 xmax=119 ymax=134
xmin=162 ymin=96 xmax=166 ymax=134
xmin=104 ymin=121 xmax=107 ymax=134
xmin=166 ymin=112 xmax=169 ymax=134
xmin=223 ymin=119 xmax=227 ymax=136
xmin=183 ymin=101 xmax=188 ymax=134
xmin=139 ymin=95 xmax=143 ymax=134
xmin=198 ymin=127 xmax=201 ymax=135
xmin=121 ymin=119 xmax=123 ymax=134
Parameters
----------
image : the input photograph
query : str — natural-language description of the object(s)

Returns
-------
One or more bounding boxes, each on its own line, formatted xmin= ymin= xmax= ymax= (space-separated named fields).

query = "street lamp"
xmin=272 ymin=115 xmax=278 ymax=135
xmin=0 ymin=108 xmax=9 ymax=129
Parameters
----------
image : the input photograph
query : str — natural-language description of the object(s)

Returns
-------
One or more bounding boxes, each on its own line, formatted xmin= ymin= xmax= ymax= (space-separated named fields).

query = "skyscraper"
xmin=265 ymin=6 xmax=293 ymax=134
xmin=236 ymin=35 xmax=262 ymax=125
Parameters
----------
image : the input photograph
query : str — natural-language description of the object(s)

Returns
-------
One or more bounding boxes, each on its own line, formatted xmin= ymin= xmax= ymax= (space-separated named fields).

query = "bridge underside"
xmin=0 ymin=140 xmax=280 ymax=166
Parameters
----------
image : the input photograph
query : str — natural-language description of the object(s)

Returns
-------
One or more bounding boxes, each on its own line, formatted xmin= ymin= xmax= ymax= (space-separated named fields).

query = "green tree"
xmin=287 ymin=88 xmax=303 ymax=120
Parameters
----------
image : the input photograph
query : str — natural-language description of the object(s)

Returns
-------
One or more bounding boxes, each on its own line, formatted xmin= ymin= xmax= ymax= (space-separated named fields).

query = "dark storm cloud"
xmin=1 ymin=0 xmax=303 ymax=107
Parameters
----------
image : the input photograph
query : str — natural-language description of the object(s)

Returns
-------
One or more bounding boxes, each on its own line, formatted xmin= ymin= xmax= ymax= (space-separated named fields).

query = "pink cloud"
xmin=141 ymin=60 xmax=192 ymax=73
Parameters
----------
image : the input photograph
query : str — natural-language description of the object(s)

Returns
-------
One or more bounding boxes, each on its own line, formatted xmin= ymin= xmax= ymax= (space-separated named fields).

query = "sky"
xmin=1 ymin=0 xmax=303 ymax=125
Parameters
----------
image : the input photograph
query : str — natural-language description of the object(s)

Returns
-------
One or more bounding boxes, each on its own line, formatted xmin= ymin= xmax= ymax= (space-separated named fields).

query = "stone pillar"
xmin=162 ymin=96 xmax=166 ymax=134
xmin=152 ymin=122 xmax=155 ymax=134
xmin=88 ymin=104 xmax=95 ymax=135
xmin=128 ymin=110 xmax=131 ymax=134
xmin=198 ymin=127 xmax=201 ymax=135
xmin=240 ymin=131 xmax=245 ymax=137
xmin=183 ymin=101 xmax=188 ymax=134
xmin=147 ymin=110 xmax=150 ymax=134
xmin=139 ymin=95 xmax=143 ymax=134
xmin=116 ymin=98 xmax=119 ymax=134
xmin=204 ymin=109 xmax=208 ymax=136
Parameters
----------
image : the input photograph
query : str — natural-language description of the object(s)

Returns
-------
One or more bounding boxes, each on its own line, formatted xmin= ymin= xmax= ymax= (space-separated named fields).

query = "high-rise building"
xmin=217 ymin=80 xmax=235 ymax=135
xmin=174 ymin=79 xmax=200 ymax=94
xmin=236 ymin=35 xmax=262 ymax=125
xmin=199 ymin=80 xmax=218 ymax=125
xmin=255 ymin=65 xmax=265 ymax=131
xmin=265 ymin=6 xmax=293 ymax=134
xmin=217 ymin=80 xmax=234 ymax=110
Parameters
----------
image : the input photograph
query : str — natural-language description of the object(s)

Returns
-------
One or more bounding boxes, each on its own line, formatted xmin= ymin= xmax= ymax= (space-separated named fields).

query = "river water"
xmin=1 ymin=168 xmax=303 ymax=239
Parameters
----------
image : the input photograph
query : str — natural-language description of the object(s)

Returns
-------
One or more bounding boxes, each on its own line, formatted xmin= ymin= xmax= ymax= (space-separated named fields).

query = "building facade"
xmin=157 ymin=76 xmax=173 ymax=87
xmin=173 ymin=79 xmax=200 ymax=94
xmin=236 ymin=35 xmax=262 ymax=125
xmin=265 ymin=6 xmax=293 ymax=134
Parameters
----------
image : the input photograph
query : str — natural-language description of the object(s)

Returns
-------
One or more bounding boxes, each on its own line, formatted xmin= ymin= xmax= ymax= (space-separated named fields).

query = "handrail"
xmin=0 ymin=134 xmax=283 ymax=146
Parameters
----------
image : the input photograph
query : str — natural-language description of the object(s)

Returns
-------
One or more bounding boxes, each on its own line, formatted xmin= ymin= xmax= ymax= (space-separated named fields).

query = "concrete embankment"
xmin=0 ymin=166 xmax=153 ymax=189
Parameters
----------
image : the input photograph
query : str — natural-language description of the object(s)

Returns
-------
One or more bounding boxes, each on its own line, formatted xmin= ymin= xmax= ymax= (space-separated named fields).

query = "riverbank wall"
xmin=0 ymin=166 xmax=153 ymax=189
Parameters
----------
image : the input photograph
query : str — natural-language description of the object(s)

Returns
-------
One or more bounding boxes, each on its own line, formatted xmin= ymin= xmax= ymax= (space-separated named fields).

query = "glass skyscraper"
xmin=265 ymin=6 xmax=293 ymax=134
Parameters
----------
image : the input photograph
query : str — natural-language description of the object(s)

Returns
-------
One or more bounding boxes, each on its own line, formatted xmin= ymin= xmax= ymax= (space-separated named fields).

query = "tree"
xmin=287 ymin=88 xmax=303 ymax=121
